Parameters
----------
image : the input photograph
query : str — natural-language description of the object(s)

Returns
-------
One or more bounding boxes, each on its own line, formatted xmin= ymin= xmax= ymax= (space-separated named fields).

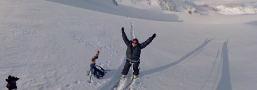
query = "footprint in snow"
xmin=65 ymin=84 xmax=72 ymax=88
xmin=74 ymin=80 xmax=80 ymax=84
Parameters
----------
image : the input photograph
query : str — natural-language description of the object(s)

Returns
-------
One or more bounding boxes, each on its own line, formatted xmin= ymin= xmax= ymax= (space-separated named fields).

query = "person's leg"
xmin=122 ymin=60 xmax=132 ymax=75
xmin=133 ymin=62 xmax=140 ymax=76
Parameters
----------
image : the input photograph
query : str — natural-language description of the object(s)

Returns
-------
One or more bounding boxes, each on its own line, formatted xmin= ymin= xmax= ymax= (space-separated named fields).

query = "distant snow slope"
xmin=117 ymin=0 xmax=257 ymax=15
xmin=118 ymin=0 xmax=200 ymax=14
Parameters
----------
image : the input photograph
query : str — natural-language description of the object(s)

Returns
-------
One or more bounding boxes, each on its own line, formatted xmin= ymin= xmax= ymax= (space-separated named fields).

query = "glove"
xmin=152 ymin=33 xmax=156 ymax=38
xmin=96 ymin=50 xmax=100 ymax=55
xmin=121 ymin=27 xmax=124 ymax=32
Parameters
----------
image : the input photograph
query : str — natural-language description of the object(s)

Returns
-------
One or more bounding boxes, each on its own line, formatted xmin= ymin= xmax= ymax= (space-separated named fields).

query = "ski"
xmin=111 ymin=80 xmax=120 ymax=90
xmin=128 ymin=79 xmax=136 ymax=90
xmin=111 ymin=78 xmax=125 ymax=90
xmin=123 ymin=77 xmax=135 ymax=90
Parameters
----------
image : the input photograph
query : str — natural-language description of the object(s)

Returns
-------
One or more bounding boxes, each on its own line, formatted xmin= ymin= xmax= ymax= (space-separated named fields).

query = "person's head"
xmin=132 ymin=38 xmax=138 ymax=47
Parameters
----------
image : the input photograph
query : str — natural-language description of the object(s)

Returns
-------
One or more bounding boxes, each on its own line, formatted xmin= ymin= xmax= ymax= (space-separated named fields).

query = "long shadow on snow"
xmin=216 ymin=41 xmax=232 ymax=90
xmin=245 ymin=21 xmax=257 ymax=27
xmin=140 ymin=39 xmax=212 ymax=77
xmin=47 ymin=0 xmax=182 ymax=22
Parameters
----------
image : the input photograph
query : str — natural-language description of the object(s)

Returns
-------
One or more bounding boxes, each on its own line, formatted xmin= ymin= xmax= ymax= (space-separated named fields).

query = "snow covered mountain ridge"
xmin=117 ymin=0 xmax=257 ymax=15
xmin=215 ymin=3 xmax=257 ymax=15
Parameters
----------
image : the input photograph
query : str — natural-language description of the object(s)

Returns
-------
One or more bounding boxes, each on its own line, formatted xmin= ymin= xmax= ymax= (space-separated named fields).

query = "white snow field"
xmin=1 ymin=0 xmax=257 ymax=90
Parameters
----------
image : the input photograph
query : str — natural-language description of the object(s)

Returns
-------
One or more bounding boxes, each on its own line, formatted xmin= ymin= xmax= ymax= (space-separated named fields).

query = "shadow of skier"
xmin=140 ymin=39 xmax=212 ymax=77
xmin=216 ymin=41 xmax=232 ymax=90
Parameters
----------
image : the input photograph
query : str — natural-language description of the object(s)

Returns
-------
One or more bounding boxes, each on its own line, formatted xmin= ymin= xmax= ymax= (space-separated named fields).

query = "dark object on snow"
xmin=121 ymin=27 xmax=156 ymax=76
xmin=122 ymin=60 xmax=140 ymax=75
xmin=6 ymin=75 xmax=19 ymax=90
xmin=121 ymin=27 xmax=156 ymax=62
xmin=90 ymin=65 xmax=107 ymax=79
xmin=88 ymin=50 xmax=109 ymax=79
xmin=112 ymin=0 xmax=118 ymax=6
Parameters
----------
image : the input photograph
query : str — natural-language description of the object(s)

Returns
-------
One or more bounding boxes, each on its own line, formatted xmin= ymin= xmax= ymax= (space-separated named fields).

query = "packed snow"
xmin=1 ymin=0 xmax=257 ymax=90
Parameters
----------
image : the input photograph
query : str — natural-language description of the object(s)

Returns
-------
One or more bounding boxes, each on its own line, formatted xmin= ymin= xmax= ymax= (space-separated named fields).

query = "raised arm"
xmin=91 ymin=50 xmax=99 ymax=64
xmin=140 ymin=33 xmax=156 ymax=49
xmin=121 ymin=27 xmax=130 ymax=46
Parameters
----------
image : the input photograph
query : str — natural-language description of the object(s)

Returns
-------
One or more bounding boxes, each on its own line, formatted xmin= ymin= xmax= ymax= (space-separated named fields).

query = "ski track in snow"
xmin=200 ymin=50 xmax=220 ymax=90
xmin=200 ymin=47 xmax=222 ymax=90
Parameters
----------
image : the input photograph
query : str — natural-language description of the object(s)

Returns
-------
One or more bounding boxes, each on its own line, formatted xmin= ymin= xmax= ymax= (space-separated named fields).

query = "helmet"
xmin=132 ymin=38 xmax=138 ymax=43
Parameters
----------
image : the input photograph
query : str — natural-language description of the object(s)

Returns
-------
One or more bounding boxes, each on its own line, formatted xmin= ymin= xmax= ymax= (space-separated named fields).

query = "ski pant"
xmin=121 ymin=60 xmax=140 ymax=76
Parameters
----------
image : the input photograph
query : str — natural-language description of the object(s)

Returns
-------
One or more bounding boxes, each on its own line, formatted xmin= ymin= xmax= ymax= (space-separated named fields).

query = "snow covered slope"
xmin=1 ymin=0 xmax=257 ymax=90
xmin=118 ymin=0 xmax=200 ymax=14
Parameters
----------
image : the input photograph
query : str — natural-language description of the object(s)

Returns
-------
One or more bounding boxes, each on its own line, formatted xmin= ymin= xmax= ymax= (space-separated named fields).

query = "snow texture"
xmin=1 ymin=0 xmax=257 ymax=90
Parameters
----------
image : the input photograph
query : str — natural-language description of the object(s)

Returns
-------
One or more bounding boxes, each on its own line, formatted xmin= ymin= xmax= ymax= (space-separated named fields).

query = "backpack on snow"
xmin=88 ymin=50 xmax=109 ymax=79
xmin=89 ymin=65 xmax=107 ymax=79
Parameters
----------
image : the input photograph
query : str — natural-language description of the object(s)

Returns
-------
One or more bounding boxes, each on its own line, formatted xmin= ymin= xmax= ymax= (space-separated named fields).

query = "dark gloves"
xmin=152 ymin=33 xmax=156 ymax=38
xmin=6 ymin=75 xmax=19 ymax=89
xmin=121 ymin=27 xmax=124 ymax=32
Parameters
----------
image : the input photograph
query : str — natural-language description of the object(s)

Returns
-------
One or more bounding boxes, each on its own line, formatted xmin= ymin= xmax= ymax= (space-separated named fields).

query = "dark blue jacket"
xmin=122 ymin=30 xmax=155 ymax=62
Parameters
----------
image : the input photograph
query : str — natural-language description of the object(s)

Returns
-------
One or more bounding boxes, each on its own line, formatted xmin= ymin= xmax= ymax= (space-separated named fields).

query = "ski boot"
xmin=132 ymin=75 xmax=137 ymax=80
xmin=121 ymin=75 xmax=126 ymax=80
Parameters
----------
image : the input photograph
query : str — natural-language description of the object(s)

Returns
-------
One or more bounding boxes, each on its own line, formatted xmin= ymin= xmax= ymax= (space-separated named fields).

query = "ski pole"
xmin=88 ymin=74 xmax=92 ymax=83
xmin=87 ymin=71 xmax=92 ymax=83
